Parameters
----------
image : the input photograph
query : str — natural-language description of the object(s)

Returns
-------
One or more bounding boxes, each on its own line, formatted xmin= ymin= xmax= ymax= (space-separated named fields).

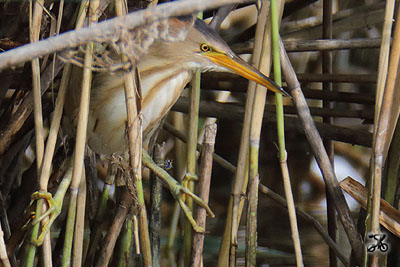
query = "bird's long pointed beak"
xmin=205 ymin=52 xmax=290 ymax=97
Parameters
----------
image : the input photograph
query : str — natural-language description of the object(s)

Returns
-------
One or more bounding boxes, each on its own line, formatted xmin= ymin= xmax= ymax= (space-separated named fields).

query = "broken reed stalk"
xmin=63 ymin=1 xmax=99 ymax=265
xmin=279 ymin=39 xmax=365 ymax=264
xmin=322 ymin=1 xmax=337 ymax=266
xmin=150 ymin=144 xmax=165 ymax=267
xmin=191 ymin=124 xmax=217 ymax=267
xmin=246 ymin=1 xmax=273 ymax=265
xmin=115 ymin=0 xmax=152 ymax=264
xmin=340 ymin=177 xmax=400 ymax=239
xmin=369 ymin=4 xmax=400 ymax=264
xmin=184 ymin=69 xmax=201 ymax=267
xmin=271 ymin=0 xmax=303 ymax=266
xmin=118 ymin=211 xmax=134 ymax=267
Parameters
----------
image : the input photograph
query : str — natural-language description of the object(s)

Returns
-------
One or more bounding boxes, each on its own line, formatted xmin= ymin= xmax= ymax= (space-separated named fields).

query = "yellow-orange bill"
xmin=205 ymin=52 xmax=290 ymax=97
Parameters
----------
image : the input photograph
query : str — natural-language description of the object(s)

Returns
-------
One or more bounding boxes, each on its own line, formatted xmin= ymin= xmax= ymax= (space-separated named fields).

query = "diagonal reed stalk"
xmin=270 ymin=0 xmax=303 ymax=266
xmin=279 ymin=39 xmax=365 ymax=265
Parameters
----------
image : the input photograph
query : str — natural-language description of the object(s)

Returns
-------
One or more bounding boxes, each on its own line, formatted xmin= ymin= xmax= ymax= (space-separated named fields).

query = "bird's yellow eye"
xmin=200 ymin=43 xmax=210 ymax=52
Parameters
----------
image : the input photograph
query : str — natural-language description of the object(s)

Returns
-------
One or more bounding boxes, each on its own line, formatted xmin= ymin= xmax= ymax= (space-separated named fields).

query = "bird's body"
xmin=64 ymin=17 xmax=287 ymax=155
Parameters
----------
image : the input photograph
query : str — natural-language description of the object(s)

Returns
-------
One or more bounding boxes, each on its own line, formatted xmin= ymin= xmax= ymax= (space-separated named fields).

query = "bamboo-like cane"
xmin=271 ymin=0 xmax=303 ymax=266
xmin=62 ymin=1 xmax=99 ymax=265
xmin=184 ymin=69 xmax=201 ymax=267
xmin=246 ymin=1 xmax=272 ymax=265
xmin=26 ymin=0 xmax=50 ymax=265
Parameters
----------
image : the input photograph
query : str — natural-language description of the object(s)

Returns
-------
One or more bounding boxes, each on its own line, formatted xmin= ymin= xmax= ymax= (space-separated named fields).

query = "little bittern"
xmin=64 ymin=16 xmax=288 ymax=155
xmin=30 ymin=15 xmax=289 ymax=245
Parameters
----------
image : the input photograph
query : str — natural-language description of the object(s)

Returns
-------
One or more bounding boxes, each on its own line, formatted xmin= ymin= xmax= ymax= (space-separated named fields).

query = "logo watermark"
xmin=367 ymin=233 xmax=389 ymax=253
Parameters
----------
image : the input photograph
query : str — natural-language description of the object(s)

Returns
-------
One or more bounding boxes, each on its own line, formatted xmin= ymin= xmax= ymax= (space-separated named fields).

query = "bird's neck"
xmin=138 ymin=57 xmax=194 ymax=133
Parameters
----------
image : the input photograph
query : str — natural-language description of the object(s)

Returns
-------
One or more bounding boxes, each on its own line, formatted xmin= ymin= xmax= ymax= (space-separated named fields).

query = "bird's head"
xmin=160 ymin=16 xmax=290 ymax=97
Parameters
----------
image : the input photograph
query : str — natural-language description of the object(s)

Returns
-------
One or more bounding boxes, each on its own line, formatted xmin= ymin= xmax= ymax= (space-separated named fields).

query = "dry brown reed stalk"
xmin=191 ymin=123 xmax=217 ymax=267
xmin=369 ymin=3 xmax=400 ymax=265
xmin=73 ymin=170 xmax=87 ymax=267
xmin=27 ymin=0 xmax=51 ymax=265
xmin=183 ymin=69 xmax=201 ymax=267
xmin=245 ymin=1 xmax=272 ymax=264
xmin=340 ymin=177 xmax=400 ymax=239
xmin=279 ymin=39 xmax=365 ymax=264
xmin=322 ymin=1 xmax=336 ymax=266
xmin=172 ymin=98 xmax=373 ymax=147
xmin=150 ymin=143 xmax=165 ymax=267
xmin=63 ymin=1 xmax=100 ymax=265
xmin=282 ymin=2 xmax=385 ymax=40
xmin=374 ymin=0 xmax=396 ymax=131
xmin=95 ymin=188 xmax=134 ymax=267
xmin=232 ymin=38 xmax=382 ymax=54
xmin=217 ymin=8 xmax=257 ymax=266
xmin=114 ymin=0 xmax=152 ymax=265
